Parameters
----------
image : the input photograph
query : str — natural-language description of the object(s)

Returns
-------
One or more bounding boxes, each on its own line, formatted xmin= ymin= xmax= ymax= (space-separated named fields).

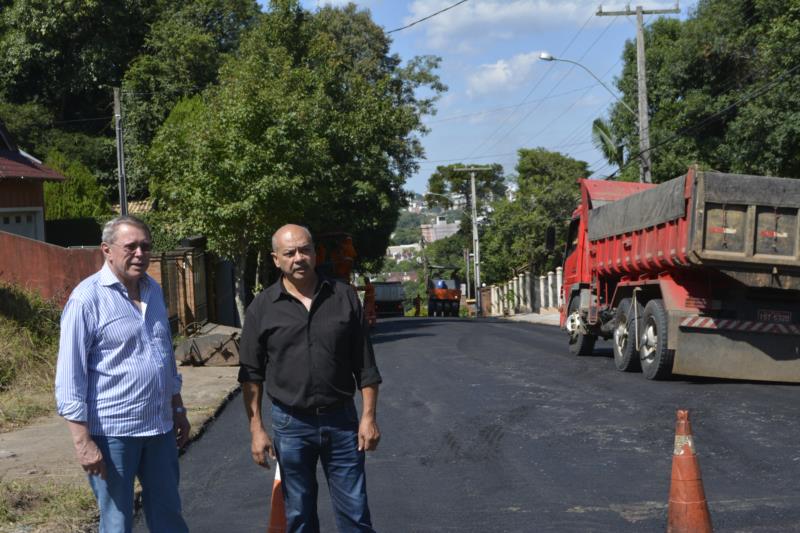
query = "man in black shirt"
xmin=239 ymin=224 xmax=382 ymax=532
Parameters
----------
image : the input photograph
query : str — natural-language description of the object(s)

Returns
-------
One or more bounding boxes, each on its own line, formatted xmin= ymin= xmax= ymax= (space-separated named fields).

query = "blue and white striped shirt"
xmin=55 ymin=263 xmax=182 ymax=437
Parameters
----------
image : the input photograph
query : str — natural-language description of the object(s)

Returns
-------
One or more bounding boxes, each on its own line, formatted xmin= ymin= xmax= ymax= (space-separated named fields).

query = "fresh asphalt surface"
xmin=136 ymin=317 xmax=800 ymax=532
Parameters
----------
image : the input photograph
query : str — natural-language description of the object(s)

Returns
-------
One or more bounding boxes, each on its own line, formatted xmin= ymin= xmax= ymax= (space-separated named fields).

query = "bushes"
xmin=0 ymin=283 xmax=61 ymax=428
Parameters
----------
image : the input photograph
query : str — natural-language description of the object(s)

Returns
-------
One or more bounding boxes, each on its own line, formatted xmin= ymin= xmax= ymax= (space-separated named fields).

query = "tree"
xmin=425 ymin=163 xmax=506 ymax=210
xmin=149 ymin=1 xmax=445 ymax=323
xmin=0 ymin=0 xmax=162 ymax=122
xmin=608 ymin=0 xmax=800 ymax=182
xmin=424 ymin=232 xmax=469 ymax=284
xmin=391 ymin=210 xmax=426 ymax=245
xmin=43 ymin=152 xmax=113 ymax=220
xmin=591 ymin=117 xmax=624 ymax=175
xmin=481 ymin=148 xmax=587 ymax=283
xmin=122 ymin=0 xmax=260 ymax=197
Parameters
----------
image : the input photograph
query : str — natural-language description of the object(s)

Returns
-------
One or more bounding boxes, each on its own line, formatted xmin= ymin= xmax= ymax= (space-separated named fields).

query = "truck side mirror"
xmin=545 ymin=226 xmax=556 ymax=251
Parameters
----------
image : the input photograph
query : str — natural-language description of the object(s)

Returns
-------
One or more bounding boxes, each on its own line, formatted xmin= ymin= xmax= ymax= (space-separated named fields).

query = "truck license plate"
xmin=758 ymin=309 xmax=792 ymax=323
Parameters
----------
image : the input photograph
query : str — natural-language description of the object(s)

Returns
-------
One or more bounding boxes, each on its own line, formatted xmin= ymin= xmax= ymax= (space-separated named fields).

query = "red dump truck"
xmin=559 ymin=166 xmax=800 ymax=382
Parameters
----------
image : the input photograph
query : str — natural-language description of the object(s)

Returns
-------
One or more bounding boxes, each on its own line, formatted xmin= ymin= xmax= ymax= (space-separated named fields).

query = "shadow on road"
xmin=369 ymin=317 xmax=474 ymax=344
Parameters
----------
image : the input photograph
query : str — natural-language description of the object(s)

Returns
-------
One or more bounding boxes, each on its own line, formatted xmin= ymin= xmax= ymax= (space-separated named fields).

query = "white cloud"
xmin=405 ymin=0 xmax=679 ymax=50
xmin=467 ymin=51 xmax=540 ymax=96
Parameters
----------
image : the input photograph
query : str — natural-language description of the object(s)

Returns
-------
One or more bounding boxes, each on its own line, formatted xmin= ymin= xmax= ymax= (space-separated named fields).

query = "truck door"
xmin=562 ymin=217 xmax=581 ymax=301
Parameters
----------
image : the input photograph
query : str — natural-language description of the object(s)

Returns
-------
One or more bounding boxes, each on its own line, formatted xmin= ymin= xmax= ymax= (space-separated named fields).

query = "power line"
xmin=425 ymin=84 xmax=597 ymax=125
xmin=387 ymin=0 xmax=469 ymax=34
xmin=464 ymin=11 xmax=596 ymax=159
xmin=598 ymin=59 xmax=800 ymax=180
xmin=480 ymin=16 xmax=619 ymax=156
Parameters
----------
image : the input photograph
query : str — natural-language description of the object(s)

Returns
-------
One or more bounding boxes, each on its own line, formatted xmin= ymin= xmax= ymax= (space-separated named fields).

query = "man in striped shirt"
xmin=55 ymin=215 xmax=189 ymax=533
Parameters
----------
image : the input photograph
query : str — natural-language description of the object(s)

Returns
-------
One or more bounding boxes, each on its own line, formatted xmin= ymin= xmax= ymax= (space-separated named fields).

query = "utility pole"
xmin=464 ymin=248 xmax=471 ymax=299
xmin=113 ymin=87 xmax=128 ymax=215
xmin=597 ymin=2 xmax=679 ymax=183
xmin=453 ymin=166 xmax=492 ymax=316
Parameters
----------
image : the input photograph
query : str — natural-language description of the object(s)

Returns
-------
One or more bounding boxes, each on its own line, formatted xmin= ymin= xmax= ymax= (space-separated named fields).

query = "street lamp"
xmin=539 ymin=51 xmax=652 ymax=182
xmin=538 ymin=52 xmax=636 ymax=116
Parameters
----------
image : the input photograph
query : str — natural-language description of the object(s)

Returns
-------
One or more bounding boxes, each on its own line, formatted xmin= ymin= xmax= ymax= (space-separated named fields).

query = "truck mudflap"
xmin=673 ymin=315 xmax=800 ymax=382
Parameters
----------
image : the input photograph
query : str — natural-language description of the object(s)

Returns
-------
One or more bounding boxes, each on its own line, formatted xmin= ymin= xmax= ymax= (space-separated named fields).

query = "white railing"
xmin=487 ymin=267 xmax=563 ymax=316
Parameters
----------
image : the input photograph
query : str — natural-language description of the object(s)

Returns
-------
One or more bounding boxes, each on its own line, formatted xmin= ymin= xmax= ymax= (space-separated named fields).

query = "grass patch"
xmin=0 ymin=480 xmax=96 ymax=533
xmin=0 ymin=283 xmax=61 ymax=431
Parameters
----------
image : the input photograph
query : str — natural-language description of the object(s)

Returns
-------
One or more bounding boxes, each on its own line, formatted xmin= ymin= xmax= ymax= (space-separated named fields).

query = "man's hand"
xmin=74 ymin=435 xmax=107 ymax=479
xmin=66 ymin=419 xmax=106 ymax=479
xmin=251 ymin=426 xmax=275 ymax=468
xmin=174 ymin=410 xmax=191 ymax=448
xmin=358 ymin=416 xmax=381 ymax=452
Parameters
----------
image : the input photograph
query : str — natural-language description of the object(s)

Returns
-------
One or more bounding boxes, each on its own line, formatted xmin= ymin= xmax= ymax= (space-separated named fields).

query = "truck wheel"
xmin=567 ymin=297 xmax=596 ymax=356
xmin=639 ymin=299 xmax=674 ymax=380
xmin=427 ymin=303 xmax=434 ymax=317
xmin=613 ymin=298 xmax=643 ymax=372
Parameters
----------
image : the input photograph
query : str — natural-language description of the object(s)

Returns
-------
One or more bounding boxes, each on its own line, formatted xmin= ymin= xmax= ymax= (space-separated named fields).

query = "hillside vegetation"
xmin=0 ymin=284 xmax=61 ymax=431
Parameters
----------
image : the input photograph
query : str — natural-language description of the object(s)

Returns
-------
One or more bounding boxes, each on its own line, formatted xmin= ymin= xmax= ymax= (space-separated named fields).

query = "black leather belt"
xmin=273 ymin=398 xmax=351 ymax=415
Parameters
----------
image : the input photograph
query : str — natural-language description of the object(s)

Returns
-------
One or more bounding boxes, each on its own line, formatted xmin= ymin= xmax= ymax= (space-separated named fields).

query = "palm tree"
xmin=591 ymin=118 xmax=624 ymax=176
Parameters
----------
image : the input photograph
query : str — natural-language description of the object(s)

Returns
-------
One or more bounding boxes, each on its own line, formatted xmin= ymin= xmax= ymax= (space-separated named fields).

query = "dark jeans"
xmin=271 ymin=400 xmax=375 ymax=533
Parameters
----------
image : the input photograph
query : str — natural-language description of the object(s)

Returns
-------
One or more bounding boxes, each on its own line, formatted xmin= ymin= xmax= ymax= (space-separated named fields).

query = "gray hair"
xmin=271 ymin=224 xmax=313 ymax=252
xmin=102 ymin=215 xmax=152 ymax=244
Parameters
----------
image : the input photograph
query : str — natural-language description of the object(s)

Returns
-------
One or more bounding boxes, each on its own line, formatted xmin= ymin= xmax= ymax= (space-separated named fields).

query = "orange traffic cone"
xmin=267 ymin=463 xmax=287 ymax=533
xmin=667 ymin=410 xmax=713 ymax=533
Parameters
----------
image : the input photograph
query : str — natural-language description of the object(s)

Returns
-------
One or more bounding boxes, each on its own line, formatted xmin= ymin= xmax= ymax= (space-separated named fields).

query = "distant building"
xmin=0 ymin=121 xmax=67 ymax=241
xmin=421 ymin=216 xmax=460 ymax=243
xmin=406 ymin=198 xmax=425 ymax=214
xmin=384 ymin=271 xmax=418 ymax=283
xmin=386 ymin=243 xmax=421 ymax=260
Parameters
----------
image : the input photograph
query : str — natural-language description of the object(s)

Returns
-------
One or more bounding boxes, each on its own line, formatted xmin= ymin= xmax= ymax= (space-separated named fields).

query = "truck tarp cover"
xmin=702 ymin=171 xmax=800 ymax=206
xmin=588 ymin=175 xmax=686 ymax=241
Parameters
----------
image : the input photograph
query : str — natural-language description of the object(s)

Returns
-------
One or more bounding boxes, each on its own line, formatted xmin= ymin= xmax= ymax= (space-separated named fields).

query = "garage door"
xmin=0 ymin=211 xmax=40 ymax=240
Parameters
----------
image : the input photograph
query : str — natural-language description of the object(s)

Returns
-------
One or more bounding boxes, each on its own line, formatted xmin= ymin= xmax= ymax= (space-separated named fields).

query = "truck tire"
xmin=567 ymin=297 xmax=596 ymax=356
xmin=639 ymin=299 xmax=674 ymax=380
xmin=428 ymin=303 xmax=434 ymax=317
xmin=613 ymin=298 xmax=643 ymax=372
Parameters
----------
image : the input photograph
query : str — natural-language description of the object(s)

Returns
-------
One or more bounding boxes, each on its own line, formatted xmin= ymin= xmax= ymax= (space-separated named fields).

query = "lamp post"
xmin=538 ymin=52 xmax=650 ymax=182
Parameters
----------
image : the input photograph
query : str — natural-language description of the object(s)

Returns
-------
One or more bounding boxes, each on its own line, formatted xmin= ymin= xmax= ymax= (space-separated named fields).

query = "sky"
xmin=292 ymin=0 xmax=700 ymax=193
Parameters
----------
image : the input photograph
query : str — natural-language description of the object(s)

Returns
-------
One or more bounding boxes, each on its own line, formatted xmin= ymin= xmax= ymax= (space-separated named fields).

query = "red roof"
xmin=583 ymin=179 xmax=654 ymax=203
xmin=0 ymin=150 xmax=67 ymax=181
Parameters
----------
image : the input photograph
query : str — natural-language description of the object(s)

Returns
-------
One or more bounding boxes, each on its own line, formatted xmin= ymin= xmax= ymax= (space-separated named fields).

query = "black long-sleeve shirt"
xmin=237 ymin=275 xmax=382 ymax=409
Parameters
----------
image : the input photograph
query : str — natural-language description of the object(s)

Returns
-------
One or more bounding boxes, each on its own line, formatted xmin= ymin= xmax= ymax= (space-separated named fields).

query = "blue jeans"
xmin=88 ymin=431 xmax=188 ymax=533
xmin=271 ymin=401 xmax=374 ymax=533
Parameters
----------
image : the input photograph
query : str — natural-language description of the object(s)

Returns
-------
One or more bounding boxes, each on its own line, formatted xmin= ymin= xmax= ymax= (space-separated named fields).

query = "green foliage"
xmin=391 ymin=210 xmax=426 ymax=245
xmin=122 ymin=0 xmax=260 ymax=197
xmin=426 ymin=163 xmax=506 ymax=210
xmin=481 ymin=148 xmax=586 ymax=283
xmin=592 ymin=117 xmax=624 ymax=172
xmin=43 ymin=152 xmax=113 ymax=220
xmin=149 ymin=1 xmax=444 ymax=322
xmin=0 ymin=283 xmax=61 ymax=429
xmin=0 ymin=0 xmax=160 ymax=121
xmin=0 ymin=100 xmax=116 ymax=192
xmin=608 ymin=0 xmax=800 ymax=182
xmin=424 ymin=232 xmax=469 ymax=284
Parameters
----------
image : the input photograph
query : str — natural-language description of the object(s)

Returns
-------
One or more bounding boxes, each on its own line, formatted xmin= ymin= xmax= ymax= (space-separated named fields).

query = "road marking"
xmin=567 ymin=497 xmax=799 ymax=523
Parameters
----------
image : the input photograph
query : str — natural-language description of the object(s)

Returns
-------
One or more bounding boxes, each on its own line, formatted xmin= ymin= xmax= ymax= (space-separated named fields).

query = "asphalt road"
xmin=138 ymin=317 xmax=800 ymax=532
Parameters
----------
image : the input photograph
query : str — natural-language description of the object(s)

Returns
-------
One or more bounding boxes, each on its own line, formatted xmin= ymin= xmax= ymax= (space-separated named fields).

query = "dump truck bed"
xmin=588 ymin=169 xmax=800 ymax=288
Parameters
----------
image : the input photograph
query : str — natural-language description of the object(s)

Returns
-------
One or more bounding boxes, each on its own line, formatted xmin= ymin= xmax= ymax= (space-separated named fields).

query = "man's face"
xmin=101 ymin=224 xmax=152 ymax=286
xmin=272 ymin=228 xmax=316 ymax=284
